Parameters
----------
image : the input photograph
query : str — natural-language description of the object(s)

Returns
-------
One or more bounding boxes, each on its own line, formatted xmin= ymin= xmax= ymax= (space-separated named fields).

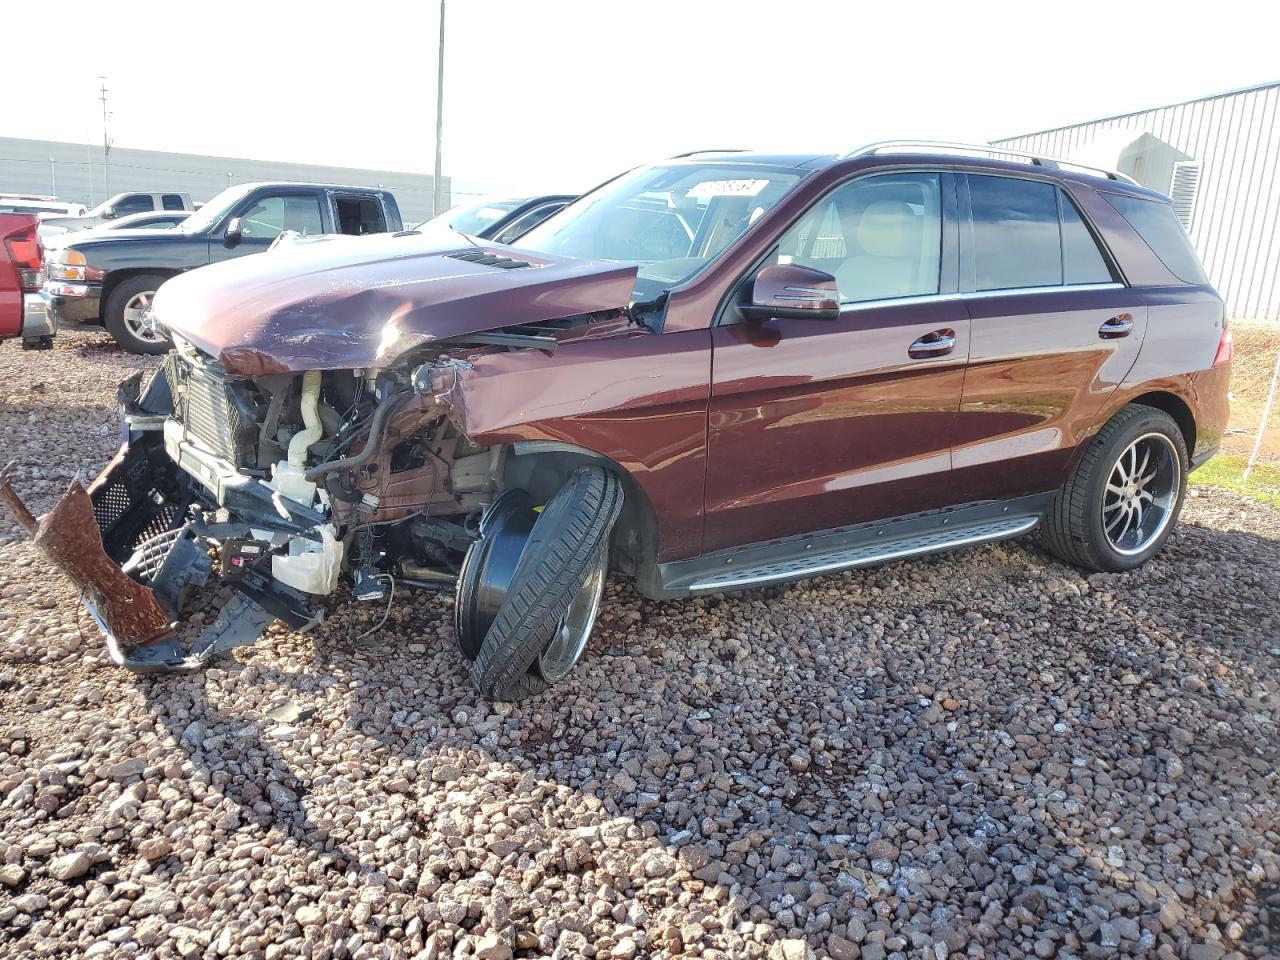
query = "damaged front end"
xmin=1 ymin=366 xmax=327 ymax=671
xmin=1 ymin=317 xmax=544 ymax=673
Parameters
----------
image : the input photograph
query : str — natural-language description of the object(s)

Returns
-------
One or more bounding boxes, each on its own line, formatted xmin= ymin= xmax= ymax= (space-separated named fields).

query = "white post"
xmin=49 ymin=158 xmax=56 ymax=197
xmin=432 ymin=0 xmax=446 ymax=216
xmin=1244 ymin=343 xmax=1280 ymax=482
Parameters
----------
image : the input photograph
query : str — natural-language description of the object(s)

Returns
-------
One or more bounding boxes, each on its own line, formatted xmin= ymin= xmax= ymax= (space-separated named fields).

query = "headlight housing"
xmin=48 ymin=249 xmax=105 ymax=283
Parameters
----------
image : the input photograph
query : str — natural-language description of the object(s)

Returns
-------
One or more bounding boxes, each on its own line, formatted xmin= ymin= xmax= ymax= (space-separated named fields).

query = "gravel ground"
xmin=1 ymin=330 xmax=1279 ymax=960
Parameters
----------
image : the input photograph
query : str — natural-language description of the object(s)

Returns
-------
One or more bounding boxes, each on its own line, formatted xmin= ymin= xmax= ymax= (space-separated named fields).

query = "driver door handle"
xmin=1099 ymin=314 xmax=1134 ymax=338
xmin=909 ymin=329 xmax=956 ymax=359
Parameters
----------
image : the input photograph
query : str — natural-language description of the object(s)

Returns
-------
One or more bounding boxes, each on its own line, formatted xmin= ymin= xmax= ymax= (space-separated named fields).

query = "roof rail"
xmin=668 ymin=148 xmax=749 ymax=159
xmin=842 ymin=140 xmax=1139 ymax=185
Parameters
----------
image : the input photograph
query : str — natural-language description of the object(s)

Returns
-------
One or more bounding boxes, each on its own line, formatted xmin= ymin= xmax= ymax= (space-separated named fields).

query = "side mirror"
xmin=224 ymin=217 xmax=243 ymax=247
xmin=101 ymin=205 xmax=117 ymax=220
xmin=740 ymin=263 xmax=840 ymax=322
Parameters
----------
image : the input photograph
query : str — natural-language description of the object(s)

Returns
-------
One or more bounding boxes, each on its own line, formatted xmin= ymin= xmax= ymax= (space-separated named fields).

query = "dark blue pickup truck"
xmin=46 ymin=181 xmax=402 ymax=353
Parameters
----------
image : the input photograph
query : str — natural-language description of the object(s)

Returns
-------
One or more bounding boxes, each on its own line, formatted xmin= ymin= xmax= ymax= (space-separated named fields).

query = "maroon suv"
xmin=1 ymin=143 xmax=1231 ymax=700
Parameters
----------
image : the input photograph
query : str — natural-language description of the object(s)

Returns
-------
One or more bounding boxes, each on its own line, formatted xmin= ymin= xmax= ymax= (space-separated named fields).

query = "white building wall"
xmin=0 ymin=137 xmax=448 ymax=225
xmin=993 ymin=82 xmax=1280 ymax=321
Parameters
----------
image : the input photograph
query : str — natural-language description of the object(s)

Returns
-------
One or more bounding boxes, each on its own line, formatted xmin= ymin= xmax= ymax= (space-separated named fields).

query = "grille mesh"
xmin=167 ymin=354 xmax=245 ymax=465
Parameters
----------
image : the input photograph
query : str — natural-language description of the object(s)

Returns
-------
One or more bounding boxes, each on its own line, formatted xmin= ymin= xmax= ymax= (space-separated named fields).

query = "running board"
xmin=643 ymin=496 xmax=1050 ymax=598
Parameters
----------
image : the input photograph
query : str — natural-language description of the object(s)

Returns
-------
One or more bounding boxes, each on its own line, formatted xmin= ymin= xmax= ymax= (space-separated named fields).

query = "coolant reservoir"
xmin=272 ymin=524 xmax=343 ymax=595
xmin=270 ymin=460 xmax=317 ymax=507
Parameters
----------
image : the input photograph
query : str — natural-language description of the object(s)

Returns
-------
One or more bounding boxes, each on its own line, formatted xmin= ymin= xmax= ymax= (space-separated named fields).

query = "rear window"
xmin=1103 ymin=193 xmax=1208 ymax=284
xmin=162 ymin=194 xmax=186 ymax=211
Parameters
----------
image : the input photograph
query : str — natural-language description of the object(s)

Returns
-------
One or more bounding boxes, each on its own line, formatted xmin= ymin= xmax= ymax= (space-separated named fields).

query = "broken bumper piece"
xmin=0 ymin=460 xmax=312 ymax=674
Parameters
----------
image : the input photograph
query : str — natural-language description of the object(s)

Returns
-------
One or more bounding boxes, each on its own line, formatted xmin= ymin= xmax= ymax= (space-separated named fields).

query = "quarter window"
xmin=1103 ymin=192 xmax=1208 ymax=284
xmin=776 ymin=173 xmax=942 ymax=304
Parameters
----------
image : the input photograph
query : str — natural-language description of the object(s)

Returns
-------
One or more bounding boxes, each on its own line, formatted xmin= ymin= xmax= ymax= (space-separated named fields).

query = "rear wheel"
xmin=469 ymin=466 xmax=623 ymax=700
xmin=105 ymin=274 xmax=170 ymax=354
xmin=1042 ymin=405 xmax=1188 ymax=572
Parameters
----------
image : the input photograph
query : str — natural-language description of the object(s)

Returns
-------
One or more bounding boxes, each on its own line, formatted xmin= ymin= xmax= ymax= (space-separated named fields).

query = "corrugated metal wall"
xmin=993 ymin=83 xmax=1280 ymax=321
xmin=0 ymin=137 xmax=448 ymax=225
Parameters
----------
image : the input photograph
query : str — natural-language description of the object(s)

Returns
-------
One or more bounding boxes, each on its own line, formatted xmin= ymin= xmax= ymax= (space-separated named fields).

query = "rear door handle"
xmin=1099 ymin=314 xmax=1134 ymax=339
xmin=909 ymin=329 xmax=956 ymax=359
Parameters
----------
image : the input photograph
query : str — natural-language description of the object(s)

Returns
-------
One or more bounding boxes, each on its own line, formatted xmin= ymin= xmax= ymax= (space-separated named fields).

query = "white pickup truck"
xmin=39 ymin=191 xmax=196 ymax=236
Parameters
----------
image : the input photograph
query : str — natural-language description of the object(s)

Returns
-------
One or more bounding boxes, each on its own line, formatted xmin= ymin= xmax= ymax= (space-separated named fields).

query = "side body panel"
xmin=439 ymin=329 xmax=712 ymax=563
xmin=1101 ymin=284 xmax=1230 ymax=459
xmin=703 ymin=301 xmax=970 ymax=551
xmin=952 ymin=286 xmax=1148 ymax=501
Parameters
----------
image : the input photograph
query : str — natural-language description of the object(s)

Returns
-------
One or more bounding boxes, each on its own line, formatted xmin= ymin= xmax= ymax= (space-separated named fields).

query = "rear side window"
xmin=1103 ymin=192 xmax=1208 ymax=284
xmin=969 ymin=175 xmax=1060 ymax=290
xmin=969 ymin=175 xmax=1117 ymax=290
xmin=162 ymin=194 xmax=186 ymax=211
xmin=335 ymin=195 xmax=387 ymax=235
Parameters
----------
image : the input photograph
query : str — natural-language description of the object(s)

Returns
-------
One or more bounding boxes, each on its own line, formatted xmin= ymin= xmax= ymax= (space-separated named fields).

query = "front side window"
xmin=969 ymin=175 xmax=1061 ymax=291
xmin=443 ymin=197 xmax=526 ymax=236
xmin=238 ymin=194 xmax=325 ymax=239
xmin=517 ymin=163 xmax=802 ymax=301
xmin=773 ymin=173 xmax=942 ymax=304
xmin=113 ymin=194 xmax=155 ymax=217
xmin=1103 ymin=192 xmax=1208 ymax=284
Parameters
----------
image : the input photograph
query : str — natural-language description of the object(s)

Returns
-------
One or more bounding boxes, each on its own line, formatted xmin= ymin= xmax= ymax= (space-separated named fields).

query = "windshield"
xmin=179 ymin=184 xmax=256 ymax=234
xmin=425 ymin=197 xmax=526 ymax=236
xmin=516 ymin=163 xmax=802 ymax=301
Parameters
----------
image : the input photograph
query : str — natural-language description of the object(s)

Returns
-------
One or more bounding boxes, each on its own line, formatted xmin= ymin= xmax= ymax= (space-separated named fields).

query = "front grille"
xmin=164 ymin=353 xmax=256 ymax=467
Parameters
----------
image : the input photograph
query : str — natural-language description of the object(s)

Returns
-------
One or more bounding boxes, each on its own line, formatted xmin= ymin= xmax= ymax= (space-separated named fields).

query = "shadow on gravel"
xmin=117 ymin=514 xmax=1280 ymax=952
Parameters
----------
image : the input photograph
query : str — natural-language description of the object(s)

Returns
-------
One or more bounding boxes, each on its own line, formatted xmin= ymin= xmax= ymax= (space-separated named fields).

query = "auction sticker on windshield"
xmin=686 ymin=179 xmax=770 ymax=198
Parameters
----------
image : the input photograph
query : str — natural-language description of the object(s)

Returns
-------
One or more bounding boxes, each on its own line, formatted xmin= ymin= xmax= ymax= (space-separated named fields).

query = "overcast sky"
xmin=3 ymin=0 xmax=1275 ymax=203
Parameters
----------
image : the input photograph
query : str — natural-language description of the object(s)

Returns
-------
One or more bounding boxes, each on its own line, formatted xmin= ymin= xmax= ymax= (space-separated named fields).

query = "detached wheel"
xmin=470 ymin=466 xmax=623 ymax=700
xmin=1043 ymin=404 xmax=1188 ymax=572
xmin=105 ymin=274 xmax=171 ymax=354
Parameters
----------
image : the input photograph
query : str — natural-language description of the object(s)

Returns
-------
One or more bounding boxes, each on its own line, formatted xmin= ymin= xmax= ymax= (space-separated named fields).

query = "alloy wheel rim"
xmin=537 ymin=549 xmax=607 ymax=682
xmin=1102 ymin=432 xmax=1180 ymax=556
xmin=122 ymin=291 xmax=165 ymax=343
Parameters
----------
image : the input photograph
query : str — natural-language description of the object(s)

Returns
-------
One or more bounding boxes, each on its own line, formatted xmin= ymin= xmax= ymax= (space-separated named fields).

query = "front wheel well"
xmin=498 ymin=444 xmax=658 ymax=580
xmin=101 ymin=268 xmax=180 ymax=310
xmin=1128 ymin=391 xmax=1197 ymax=457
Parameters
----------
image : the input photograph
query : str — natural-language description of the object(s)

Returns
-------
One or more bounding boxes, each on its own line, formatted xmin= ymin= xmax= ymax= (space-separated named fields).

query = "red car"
xmin=0 ymin=213 xmax=52 ymax=348
xmin=1 ymin=143 xmax=1230 ymax=700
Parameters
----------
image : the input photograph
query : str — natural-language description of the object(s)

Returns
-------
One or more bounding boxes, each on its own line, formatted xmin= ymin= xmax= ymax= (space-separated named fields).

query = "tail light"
xmin=3 ymin=223 xmax=43 ymax=292
xmin=1213 ymin=317 xmax=1233 ymax=367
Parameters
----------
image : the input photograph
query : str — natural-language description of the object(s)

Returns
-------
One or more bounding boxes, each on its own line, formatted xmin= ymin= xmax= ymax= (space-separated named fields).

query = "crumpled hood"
xmin=152 ymin=232 xmax=639 ymax=375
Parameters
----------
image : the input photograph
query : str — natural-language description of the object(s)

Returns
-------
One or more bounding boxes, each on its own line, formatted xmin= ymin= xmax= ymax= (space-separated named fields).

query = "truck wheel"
xmin=471 ymin=466 xmax=622 ymax=700
xmin=1042 ymin=405 xmax=1188 ymax=572
xmin=105 ymin=274 xmax=171 ymax=354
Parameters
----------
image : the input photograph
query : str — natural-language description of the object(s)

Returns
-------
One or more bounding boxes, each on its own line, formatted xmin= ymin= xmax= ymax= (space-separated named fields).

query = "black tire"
xmin=105 ymin=274 xmax=171 ymax=355
xmin=471 ymin=467 xmax=623 ymax=700
xmin=1042 ymin=404 xmax=1188 ymax=572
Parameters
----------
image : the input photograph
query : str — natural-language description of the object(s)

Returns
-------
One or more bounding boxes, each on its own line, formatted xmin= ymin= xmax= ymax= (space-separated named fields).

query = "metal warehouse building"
xmin=993 ymin=81 xmax=1280 ymax=321
xmin=0 ymin=137 xmax=447 ymax=225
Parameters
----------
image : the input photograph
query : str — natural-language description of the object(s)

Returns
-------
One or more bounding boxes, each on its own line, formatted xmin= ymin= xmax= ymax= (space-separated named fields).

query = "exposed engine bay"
xmin=4 ymin=324 xmax=607 ymax=673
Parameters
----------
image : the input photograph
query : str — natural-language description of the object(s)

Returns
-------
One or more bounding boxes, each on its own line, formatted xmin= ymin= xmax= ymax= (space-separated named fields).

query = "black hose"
xmin=304 ymin=393 xmax=407 ymax=482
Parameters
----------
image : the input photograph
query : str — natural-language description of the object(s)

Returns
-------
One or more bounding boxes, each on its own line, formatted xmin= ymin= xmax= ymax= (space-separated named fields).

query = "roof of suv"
xmin=669 ymin=147 xmax=1170 ymax=201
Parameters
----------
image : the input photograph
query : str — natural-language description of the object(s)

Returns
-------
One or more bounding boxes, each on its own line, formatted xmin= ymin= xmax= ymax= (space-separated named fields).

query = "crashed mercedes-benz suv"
xmin=2 ymin=144 xmax=1231 ymax=700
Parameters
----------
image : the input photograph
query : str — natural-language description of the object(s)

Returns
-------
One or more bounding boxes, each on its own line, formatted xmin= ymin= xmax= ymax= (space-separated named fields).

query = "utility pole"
xmin=432 ymin=0 xmax=446 ymax=216
xmin=98 ymin=77 xmax=112 ymax=198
